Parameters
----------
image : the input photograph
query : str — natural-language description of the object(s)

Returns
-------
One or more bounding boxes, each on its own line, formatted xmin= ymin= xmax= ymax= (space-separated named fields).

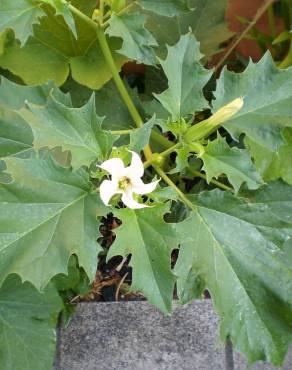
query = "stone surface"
xmin=54 ymin=300 xmax=292 ymax=370
xmin=55 ymin=300 xmax=225 ymax=370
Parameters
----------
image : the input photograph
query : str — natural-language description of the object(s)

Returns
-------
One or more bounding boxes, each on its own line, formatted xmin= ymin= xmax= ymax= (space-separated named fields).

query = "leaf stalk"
xmin=154 ymin=167 xmax=197 ymax=212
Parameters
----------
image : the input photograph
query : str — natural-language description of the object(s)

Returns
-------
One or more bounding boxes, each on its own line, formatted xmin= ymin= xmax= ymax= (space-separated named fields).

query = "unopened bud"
xmin=92 ymin=9 xmax=100 ymax=21
xmin=209 ymin=97 xmax=244 ymax=126
xmin=184 ymin=96 xmax=244 ymax=143
xmin=151 ymin=153 xmax=165 ymax=167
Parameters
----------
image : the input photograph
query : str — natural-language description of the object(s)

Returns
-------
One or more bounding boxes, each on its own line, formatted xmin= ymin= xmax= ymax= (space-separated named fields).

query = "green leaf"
xmin=0 ymin=156 xmax=106 ymax=289
xmin=106 ymin=12 xmax=158 ymax=65
xmin=154 ymin=33 xmax=212 ymax=121
xmin=40 ymin=0 xmax=78 ymax=38
xmin=0 ymin=274 xmax=62 ymax=370
xmin=108 ymin=204 xmax=179 ymax=313
xmin=0 ymin=3 xmax=127 ymax=89
xmin=138 ymin=0 xmax=191 ymax=17
xmin=176 ymin=190 xmax=292 ymax=365
xmin=245 ymin=128 xmax=292 ymax=185
xmin=129 ymin=116 xmax=155 ymax=152
xmin=0 ymin=77 xmax=52 ymax=109
xmin=200 ymin=136 xmax=263 ymax=193
xmin=214 ymin=53 xmax=292 ymax=151
xmin=70 ymin=37 xmax=127 ymax=90
xmin=145 ymin=0 xmax=233 ymax=59
xmin=20 ymin=95 xmax=116 ymax=169
xmin=65 ymin=79 xmax=145 ymax=131
xmin=0 ymin=0 xmax=44 ymax=45
xmin=0 ymin=107 xmax=33 ymax=159
xmin=243 ymin=181 xmax=292 ymax=224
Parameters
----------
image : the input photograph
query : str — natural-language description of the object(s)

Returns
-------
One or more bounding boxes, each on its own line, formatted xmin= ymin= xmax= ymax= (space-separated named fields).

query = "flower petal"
xmin=121 ymin=189 xmax=148 ymax=209
xmin=100 ymin=179 xmax=119 ymax=206
xmin=99 ymin=158 xmax=125 ymax=178
xmin=132 ymin=178 xmax=160 ymax=195
xmin=127 ymin=151 xmax=144 ymax=178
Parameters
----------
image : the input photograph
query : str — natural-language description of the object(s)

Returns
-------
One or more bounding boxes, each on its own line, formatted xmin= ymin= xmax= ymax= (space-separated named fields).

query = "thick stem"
xmin=155 ymin=167 xmax=197 ymax=212
xmin=95 ymin=28 xmax=152 ymax=159
xmin=267 ymin=4 xmax=276 ymax=39
xmin=96 ymin=29 xmax=143 ymax=128
xmin=68 ymin=4 xmax=100 ymax=29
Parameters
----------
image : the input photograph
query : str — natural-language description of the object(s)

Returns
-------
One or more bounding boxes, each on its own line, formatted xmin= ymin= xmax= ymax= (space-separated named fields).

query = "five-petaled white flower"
xmin=99 ymin=151 xmax=159 ymax=209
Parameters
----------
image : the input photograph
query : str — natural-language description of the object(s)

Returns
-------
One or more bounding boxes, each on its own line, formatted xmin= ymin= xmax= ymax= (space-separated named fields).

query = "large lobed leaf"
xmin=213 ymin=53 xmax=292 ymax=188
xmin=0 ymin=0 xmax=44 ymax=45
xmin=0 ymin=156 xmax=106 ymax=290
xmin=20 ymin=94 xmax=116 ymax=169
xmin=0 ymin=1 xmax=127 ymax=89
xmin=0 ymin=275 xmax=62 ymax=370
xmin=245 ymin=128 xmax=292 ymax=185
xmin=106 ymin=12 xmax=158 ymax=65
xmin=175 ymin=188 xmax=292 ymax=365
xmin=0 ymin=77 xmax=56 ymax=160
xmin=154 ymin=33 xmax=212 ymax=121
xmin=145 ymin=0 xmax=233 ymax=59
xmin=108 ymin=203 xmax=180 ymax=314
xmin=214 ymin=53 xmax=292 ymax=148
xmin=201 ymin=136 xmax=263 ymax=193
xmin=39 ymin=0 xmax=78 ymax=38
xmin=0 ymin=107 xmax=33 ymax=159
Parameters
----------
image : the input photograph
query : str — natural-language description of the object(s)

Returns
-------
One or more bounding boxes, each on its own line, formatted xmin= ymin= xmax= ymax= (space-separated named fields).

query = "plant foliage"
xmin=0 ymin=0 xmax=292 ymax=368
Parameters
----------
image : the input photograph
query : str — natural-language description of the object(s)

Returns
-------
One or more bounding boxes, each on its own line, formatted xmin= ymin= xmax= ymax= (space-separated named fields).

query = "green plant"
xmin=0 ymin=1 xmax=292 ymax=369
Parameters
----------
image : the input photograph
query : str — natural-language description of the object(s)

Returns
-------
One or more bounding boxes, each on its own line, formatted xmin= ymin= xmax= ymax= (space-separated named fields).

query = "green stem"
xmin=68 ymin=4 xmax=100 ymax=29
xmin=111 ymin=129 xmax=134 ymax=135
xmin=143 ymin=142 xmax=181 ymax=169
xmin=184 ymin=120 xmax=218 ymax=143
xmin=154 ymin=167 xmax=197 ymax=212
xmin=96 ymin=29 xmax=142 ymax=128
xmin=95 ymin=27 xmax=153 ymax=160
xmin=99 ymin=0 xmax=105 ymax=23
xmin=69 ymin=3 xmax=153 ymax=159
xmin=151 ymin=130 xmax=173 ymax=149
xmin=267 ymin=4 xmax=276 ymax=39
xmin=102 ymin=1 xmax=136 ymax=28
xmin=189 ymin=169 xmax=234 ymax=192
xmin=278 ymin=38 xmax=292 ymax=68
xmin=159 ymin=142 xmax=181 ymax=158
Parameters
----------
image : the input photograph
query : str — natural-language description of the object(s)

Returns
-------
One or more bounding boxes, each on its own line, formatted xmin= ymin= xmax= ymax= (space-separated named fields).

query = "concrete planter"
xmin=54 ymin=300 xmax=291 ymax=370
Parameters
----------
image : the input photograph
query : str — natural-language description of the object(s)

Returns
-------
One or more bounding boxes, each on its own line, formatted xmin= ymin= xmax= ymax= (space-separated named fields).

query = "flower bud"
xmin=208 ymin=97 xmax=244 ymax=126
xmin=151 ymin=153 xmax=165 ymax=167
xmin=92 ymin=9 xmax=100 ymax=21
xmin=184 ymin=96 xmax=244 ymax=143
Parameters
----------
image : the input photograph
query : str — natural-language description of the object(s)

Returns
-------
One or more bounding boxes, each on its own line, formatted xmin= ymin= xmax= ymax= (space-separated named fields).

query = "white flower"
xmin=99 ymin=151 xmax=159 ymax=209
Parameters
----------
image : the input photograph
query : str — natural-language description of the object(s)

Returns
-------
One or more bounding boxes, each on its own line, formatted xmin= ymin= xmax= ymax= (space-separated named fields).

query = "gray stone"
xmin=54 ymin=300 xmax=292 ymax=370
xmin=55 ymin=300 xmax=225 ymax=370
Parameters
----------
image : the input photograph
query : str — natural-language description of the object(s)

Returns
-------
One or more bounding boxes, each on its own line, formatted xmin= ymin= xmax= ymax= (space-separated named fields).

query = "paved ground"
xmin=54 ymin=300 xmax=292 ymax=370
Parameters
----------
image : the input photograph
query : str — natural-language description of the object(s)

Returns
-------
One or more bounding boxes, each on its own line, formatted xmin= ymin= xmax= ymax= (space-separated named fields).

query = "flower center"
xmin=118 ymin=176 xmax=132 ymax=191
